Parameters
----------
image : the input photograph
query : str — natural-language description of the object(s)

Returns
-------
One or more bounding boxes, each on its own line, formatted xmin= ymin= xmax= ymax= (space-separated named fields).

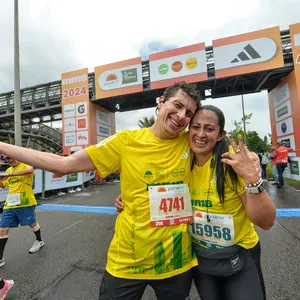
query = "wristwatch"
xmin=245 ymin=178 xmax=265 ymax=194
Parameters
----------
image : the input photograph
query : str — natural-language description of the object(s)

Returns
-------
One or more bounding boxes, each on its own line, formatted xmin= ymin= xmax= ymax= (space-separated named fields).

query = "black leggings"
xmin=192 ymin=242 xmax=266 ymax=300
xmin=99 ymin=269 xmax=193 ymax=300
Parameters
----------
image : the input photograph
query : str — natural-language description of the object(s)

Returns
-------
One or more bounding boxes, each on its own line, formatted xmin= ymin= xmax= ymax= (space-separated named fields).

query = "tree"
xmin=228 ymin=113 xmax=252 ymax=143
xmin=138 ymin=116 xmax=155 ymax=128
xmin=229 ymin=114 xmax=271 ymax=153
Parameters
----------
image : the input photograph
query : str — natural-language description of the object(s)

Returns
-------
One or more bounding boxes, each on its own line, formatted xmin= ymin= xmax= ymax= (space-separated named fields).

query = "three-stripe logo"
xmin=231 ymin=44 xmax=261 ymax=63
xmin=214 ymin=37 xmax=278 ymax=70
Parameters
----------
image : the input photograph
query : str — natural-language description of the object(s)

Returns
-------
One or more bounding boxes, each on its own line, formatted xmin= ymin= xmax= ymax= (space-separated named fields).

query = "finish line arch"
xmin=61 ymin=24 xmax=300 ymax=180
xmin=0 ymin=23 xmax=299 ymax=179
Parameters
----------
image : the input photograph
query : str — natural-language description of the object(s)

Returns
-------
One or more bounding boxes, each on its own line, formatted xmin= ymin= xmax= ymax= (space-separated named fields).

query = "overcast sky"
xmin=0 ymin=0 xmax=299 ymax=140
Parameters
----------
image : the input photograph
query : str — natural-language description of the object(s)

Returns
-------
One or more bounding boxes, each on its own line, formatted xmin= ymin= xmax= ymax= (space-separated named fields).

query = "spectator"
xmin=269 ymin=145 xmax=279 ymax=185
xmin=275 ymin=142 xmax=293 ymax=188
xmin=257 ymin=148 xmax=269 ymax=181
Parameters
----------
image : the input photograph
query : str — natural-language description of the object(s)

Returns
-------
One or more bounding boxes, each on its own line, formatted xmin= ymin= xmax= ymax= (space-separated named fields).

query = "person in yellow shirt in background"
xmin=0 ymin=82 xmax=201 ymax=300
xmin=189 ymin=105 xmax=275 ymax=300
xmin=0 ymin=156 xmax=44 ymax=267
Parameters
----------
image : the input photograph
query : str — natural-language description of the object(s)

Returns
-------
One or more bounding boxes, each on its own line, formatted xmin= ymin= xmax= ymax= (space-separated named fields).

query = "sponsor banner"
xmin=76 ymin=116 xmax=88 ymax=131
xmin=77 ymin=131 xmax=89 ymax=145
xmin=289 ymin=23 xmax=300 ymax=82
xmin=45 ymin=171 xmax=83 ymax=191
xmin=149 ymin=43 xmax=208 ymax=89
xmin=76 ymin=102 xmax=88 ymax=116
xmin=0 ymin=187 xmax=9 ymax=202
xmin=95 ymin=57 xmax=143 ymax=99
xmin=272 ymin=83 xmax=289 ymax=108
xmin=88 ymin=103 xmax=115 ymax=147
xmin=64 ymin=132 xmax=76 ymax=146
xmin=278 ymin=135 xmax=295 ymax=150
xmin=33 ymin=169 xmax=43 ymax=194
xmin=96 ymin=110 xmax=112 ymax=126
xmin=95 ymin=109 xmax=113 ymax=145
xmin=61 ymin=68 xmax=90 ymax=154
xmin=97 ymin=123 xmax=111 ymax=137
xmin=70 ymin=146 xmax=83 ymax=152
xmin=275 ymin=100 xmax=291 ymax=122
xmin=64 ymin=118 xmax=76 ymax=132
xmin=276 ymin=117 xmax=294 ymax=137
xmin=213 ymin=26 xmax=284 ymax=78
xmin=295 ymin=34 xmax=300 ymax=46
xmin=290 ymin=160 xmax=299 ymax=175
xmin=269 ymin=71 xmax=300 ymax=156
xmin=82 ymin=171 xmax=96 ymax=183
xmin=61 ymin=68 xmax=89 ymax=103
xmin=283 ymin=157 xmax=300 ymax=180
xmin=63 ymin=104 xmax=75 ymax=118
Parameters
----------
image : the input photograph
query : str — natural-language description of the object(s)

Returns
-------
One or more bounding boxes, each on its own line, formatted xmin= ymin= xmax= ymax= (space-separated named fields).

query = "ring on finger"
xmin=236 ymin=149 xmax=241 ymax=154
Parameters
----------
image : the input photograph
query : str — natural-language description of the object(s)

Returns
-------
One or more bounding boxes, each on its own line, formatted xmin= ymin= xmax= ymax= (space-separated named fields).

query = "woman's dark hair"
xmin=191 ymin=105 xmax=238 ymax=204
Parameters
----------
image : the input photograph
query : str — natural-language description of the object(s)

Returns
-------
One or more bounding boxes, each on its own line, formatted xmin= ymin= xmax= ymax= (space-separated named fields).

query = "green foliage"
xmin=229 ymin=114 xmax=271 ymax=152
xmin=138 ymin=116 xmax=155 ymax=128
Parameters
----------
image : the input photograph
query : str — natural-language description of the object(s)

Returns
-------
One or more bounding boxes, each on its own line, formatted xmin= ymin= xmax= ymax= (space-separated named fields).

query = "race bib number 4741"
xmin=149 ymin=184 xmax=193 ymax=227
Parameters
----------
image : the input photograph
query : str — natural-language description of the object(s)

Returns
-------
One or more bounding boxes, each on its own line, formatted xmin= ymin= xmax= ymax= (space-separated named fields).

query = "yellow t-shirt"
xmin=85 ymin=128 xmax=197 ymax=280
xmin=2 ymin=163 xmax=37 ymax=209
xmin=189 ymin=156 xmax=259 ymax=249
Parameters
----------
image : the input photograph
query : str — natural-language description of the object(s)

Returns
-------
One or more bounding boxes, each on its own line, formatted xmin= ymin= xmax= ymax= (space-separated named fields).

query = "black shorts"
xmin=192 ymin=242 xmax=266 ymax=300
xmin=99 ymin=269 xmax=193 ymax=300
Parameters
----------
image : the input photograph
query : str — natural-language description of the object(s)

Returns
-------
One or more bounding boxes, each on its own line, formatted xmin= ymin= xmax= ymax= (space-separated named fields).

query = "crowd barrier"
xmin=0 ymin=169 xmax=96 ymax=201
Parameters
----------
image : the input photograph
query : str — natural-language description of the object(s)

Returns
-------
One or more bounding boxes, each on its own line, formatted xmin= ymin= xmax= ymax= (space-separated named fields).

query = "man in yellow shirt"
xmin=0 ymin=157 xmax=44 ymax=267
xmin=0 ymin=82 xmax=201 ymax=300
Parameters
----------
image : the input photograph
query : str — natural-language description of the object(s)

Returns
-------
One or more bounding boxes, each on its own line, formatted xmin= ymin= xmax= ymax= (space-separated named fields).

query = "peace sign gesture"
xmin=221 ymin=135 xmax=261 ymax=185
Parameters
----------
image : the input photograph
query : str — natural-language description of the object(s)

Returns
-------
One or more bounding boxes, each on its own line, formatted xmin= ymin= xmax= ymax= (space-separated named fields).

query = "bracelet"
xmin=244 ymin=178 xmax=263 ymax=188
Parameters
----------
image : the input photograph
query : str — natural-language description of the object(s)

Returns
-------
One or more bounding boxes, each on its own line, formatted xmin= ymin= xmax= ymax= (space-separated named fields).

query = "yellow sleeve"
xmin=1 ymin=167 xmax=12 ymax=188
xmin=85 ymin=132 xmax=123 ymax=178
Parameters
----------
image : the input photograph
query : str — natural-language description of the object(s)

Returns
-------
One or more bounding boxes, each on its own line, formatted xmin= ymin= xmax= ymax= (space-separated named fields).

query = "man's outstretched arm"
xmin=0 ymin=143 xmax=95 ymax=175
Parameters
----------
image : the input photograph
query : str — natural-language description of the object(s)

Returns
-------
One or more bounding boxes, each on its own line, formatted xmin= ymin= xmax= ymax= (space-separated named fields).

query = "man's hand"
xmin=0 ymin=173 xmax=10 ymax=180
xmin=115 ymin=194 xmax=124 ymax=212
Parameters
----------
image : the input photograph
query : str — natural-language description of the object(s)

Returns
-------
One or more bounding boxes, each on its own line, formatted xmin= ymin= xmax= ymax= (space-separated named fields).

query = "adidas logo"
xmin=231 ymin=44 xmax=261 ymax=63
xmin=213 ymin=37 xmax=277 ymax=71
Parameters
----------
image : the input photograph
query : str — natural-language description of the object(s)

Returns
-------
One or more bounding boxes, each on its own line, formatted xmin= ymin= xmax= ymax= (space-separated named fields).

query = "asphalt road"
xmin=1 ymin=181 xmax=299 ymax=300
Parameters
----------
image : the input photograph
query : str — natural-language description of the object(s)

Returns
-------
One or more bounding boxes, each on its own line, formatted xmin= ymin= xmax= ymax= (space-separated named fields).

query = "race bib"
xmin=6 ymin=194 xmax=21 ymax=207
xmin=189 ymin=210 xmax=235 ymax=247
xmin=149 ymin=184 xmax=193 ymax=227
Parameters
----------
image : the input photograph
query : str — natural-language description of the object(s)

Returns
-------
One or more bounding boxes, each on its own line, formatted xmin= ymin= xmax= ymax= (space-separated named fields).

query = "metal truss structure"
xmin=0 ymin=29 xmax=294 ymax=151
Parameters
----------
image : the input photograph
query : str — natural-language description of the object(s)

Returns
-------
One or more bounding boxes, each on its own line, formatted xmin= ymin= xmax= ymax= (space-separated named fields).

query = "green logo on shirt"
xmin=144 ymin=170 xmax=153 ymax=178
xmin=191 ymin=199 xmax=213 ymax=207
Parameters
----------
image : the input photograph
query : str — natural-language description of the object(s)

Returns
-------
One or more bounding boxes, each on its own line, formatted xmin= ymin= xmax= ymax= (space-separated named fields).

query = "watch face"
xmin=247 ymin=181 xmax=265 ymax=194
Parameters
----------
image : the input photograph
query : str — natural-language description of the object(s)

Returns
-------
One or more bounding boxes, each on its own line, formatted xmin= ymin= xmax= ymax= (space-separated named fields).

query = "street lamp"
xmin=14 ymin=0 xmax=22 ymax=146
xmin=241 ymin=94 xmax=247 ymax=145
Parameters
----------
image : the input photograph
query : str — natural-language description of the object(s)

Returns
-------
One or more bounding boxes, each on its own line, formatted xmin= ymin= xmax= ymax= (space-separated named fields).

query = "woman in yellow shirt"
xmin=189 ymin=105 xmax=275 ymax=300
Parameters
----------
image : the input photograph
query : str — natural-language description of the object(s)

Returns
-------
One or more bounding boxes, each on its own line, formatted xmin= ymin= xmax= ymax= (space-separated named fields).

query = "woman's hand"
xmin=115 ymin=194 xmax=124 ymax=212
xmin=221 ymin=136 xmax=261 ymax=185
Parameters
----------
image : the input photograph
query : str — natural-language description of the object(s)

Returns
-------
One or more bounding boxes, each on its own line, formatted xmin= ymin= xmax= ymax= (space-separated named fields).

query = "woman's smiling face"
xmin=189 ymin=109 xmax=225 ymax=156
